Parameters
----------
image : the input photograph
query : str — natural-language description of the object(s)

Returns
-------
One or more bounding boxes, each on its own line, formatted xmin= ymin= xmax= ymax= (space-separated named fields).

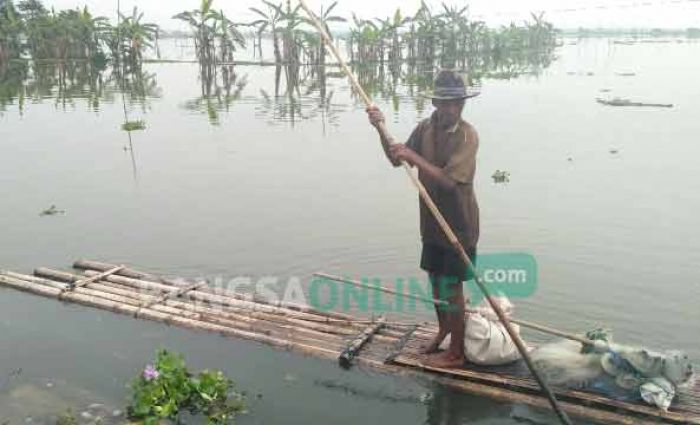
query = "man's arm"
xmin=366 ymin=105 xmax=401 ymax=167
xmin=389 ymin=144 xmax=458 ymax=190
xmin=391 ymin=126 xmax=478 ymax=191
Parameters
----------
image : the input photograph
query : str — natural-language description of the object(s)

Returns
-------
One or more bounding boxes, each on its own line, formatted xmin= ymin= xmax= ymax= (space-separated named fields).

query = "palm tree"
xmin=249 ymin=0 xmax=282 ymax=63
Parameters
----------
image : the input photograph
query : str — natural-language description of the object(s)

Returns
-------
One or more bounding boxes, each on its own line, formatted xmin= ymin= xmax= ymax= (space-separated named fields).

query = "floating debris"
xmin=492 ymin=170 xmax=511 ymax=183
xmin=121 ymin=120 xmax=146 ymax=132
xmin=610 ymin=149 xmax=619 ymax=154
xmin=616 ymin=72 xmax=637 ymax=77
xmin=39 ymin=205 xmax=66 ymax=216
xmin=599 ymin=88 xmax=612 ymax=93
xmin=596 ymin=97 xmax=673 ymax=108
xmin=567 ymin=157 xmax=573 ymax=162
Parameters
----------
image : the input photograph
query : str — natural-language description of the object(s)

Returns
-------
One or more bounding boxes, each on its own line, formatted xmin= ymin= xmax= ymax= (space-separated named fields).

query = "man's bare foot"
xmin=421 ymin=351 xmax=465 ymax=369
xmin=419 ymin=333 xmax=447 ymax=354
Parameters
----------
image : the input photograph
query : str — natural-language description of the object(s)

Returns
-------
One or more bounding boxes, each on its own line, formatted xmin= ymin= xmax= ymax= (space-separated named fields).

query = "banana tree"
xmin=211 ymin=9 xmax=245 ymax=63
xmin=75 ymin=6 xmax=108 ymax=61
xmin=300 ymin=1 xmax=345 ymax=65
xmin=248 ymin=0 xmax=282 ymax=63
xmin=275 ymin=0 xmax=304 ymax=64
xmin=374 ymin=8 xmax=409 ymax=64
xmin=119 ymin=6 xmax=158 ymax=67
xmin=0 ymin=0 xmax=22 ymax=65
xmin=173 ymin=0 xmax=217 ymax=64
xmin=437 ymin=2 xmax=468 ymax=62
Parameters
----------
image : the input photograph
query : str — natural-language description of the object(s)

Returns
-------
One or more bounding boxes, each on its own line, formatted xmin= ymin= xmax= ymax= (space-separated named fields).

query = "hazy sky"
xmin=41 ymin=0 xmax=700 ymax=29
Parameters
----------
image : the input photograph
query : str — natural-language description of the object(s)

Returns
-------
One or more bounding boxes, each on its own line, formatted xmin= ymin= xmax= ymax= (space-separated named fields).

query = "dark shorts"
xmin=420 ymin=243 xmax=477 ymax=281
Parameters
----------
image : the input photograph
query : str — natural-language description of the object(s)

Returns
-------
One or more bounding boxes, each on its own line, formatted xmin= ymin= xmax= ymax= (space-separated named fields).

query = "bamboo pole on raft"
xmin=313 ymin=272 xmax=596 ymax=347
xmin=298 ymin=2 xmax=572 ymax=423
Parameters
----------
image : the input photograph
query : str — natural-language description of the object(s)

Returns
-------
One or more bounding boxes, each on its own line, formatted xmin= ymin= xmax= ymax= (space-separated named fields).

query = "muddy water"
xmin=1 ymin=37 xmax=699 ymax=423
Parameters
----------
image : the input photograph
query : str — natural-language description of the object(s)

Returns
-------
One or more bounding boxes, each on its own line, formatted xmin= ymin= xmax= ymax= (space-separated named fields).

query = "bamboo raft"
xmin=1 ymin=259 xmax=699 ymax=425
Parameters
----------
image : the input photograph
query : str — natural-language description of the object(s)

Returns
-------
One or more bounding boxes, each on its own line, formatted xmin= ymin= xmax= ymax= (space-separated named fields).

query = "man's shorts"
xmin=420 ymin=243 xmax=477 ymax=281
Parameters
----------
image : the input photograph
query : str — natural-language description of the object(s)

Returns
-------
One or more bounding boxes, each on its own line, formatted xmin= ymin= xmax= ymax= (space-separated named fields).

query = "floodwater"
xmin=1 ymin=37 xmax=699 ymax=423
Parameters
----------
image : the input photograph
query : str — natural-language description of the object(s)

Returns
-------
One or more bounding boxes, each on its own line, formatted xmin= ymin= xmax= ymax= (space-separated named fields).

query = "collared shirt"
xmin=406 ymin=112 xmax=480 ymax=249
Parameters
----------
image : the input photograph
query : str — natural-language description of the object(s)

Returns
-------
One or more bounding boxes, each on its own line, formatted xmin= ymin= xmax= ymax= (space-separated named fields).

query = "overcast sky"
xmin=41 ymin=0 xmax=700 ymax=29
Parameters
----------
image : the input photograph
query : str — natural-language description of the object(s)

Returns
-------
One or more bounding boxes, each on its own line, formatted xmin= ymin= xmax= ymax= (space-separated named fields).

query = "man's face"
xmin=432 ymin=98 xmax=465 ymax=129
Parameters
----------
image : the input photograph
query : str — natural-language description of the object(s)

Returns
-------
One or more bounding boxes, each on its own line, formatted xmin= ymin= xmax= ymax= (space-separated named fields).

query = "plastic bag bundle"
xmin=463 ymin=296 xmax=522 ymax=366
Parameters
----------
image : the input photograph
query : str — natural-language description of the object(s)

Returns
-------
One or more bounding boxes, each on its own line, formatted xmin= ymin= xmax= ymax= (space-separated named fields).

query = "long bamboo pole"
xmin=314 ymin=272 xmax=595 ymax=347
xmin=297 ymin=2 xmax=572 ymax=423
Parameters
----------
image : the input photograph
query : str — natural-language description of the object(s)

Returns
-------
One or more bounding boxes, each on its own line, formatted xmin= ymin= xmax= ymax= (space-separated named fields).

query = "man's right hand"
xmin=366 ymin=105 xmax=385 ymax=128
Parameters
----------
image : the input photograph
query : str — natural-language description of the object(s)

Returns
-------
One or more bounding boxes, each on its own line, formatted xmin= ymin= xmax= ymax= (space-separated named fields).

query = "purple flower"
xmin=143 ymin=364 xmax=159 ymax=381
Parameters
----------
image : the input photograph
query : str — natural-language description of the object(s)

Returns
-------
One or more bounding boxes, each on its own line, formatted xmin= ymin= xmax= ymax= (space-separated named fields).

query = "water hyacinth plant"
xmin=128 ymin=349 xmax=246 ymax=424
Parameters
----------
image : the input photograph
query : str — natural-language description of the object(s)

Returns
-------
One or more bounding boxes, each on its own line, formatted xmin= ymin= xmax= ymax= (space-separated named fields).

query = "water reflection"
xmin=0 ymin=60 xmax=161 ymax=115
xmin=182 ymin=62 xmax=248 ymax=126
xmin=1 ymin=40 xmax=556 ymax=126
xmin=255 ymin=64 xmax=347 ymax=130
xmin=424 ymin=384 xmax=558 ymax=425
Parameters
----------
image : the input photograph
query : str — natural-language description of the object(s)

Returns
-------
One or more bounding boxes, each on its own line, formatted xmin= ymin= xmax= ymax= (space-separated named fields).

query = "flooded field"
xmin=2 ymin=37 xmax=700 ymax=423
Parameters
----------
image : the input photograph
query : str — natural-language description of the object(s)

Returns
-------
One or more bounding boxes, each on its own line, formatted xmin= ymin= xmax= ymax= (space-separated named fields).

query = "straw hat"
xmin=424 ymin=69 xmax=480 ymax=100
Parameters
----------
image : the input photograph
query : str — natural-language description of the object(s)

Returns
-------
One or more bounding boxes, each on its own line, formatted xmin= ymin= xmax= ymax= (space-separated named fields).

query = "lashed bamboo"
xmin=32 ymin=269 xmax=357 ymax=348
xmin=1 ymin=272 xmax=346 ymax=357
xmin=71 ymin=260 xmax=439 ymax=340
xmin=73 ymin=259 xmax=355 ymax=321
xmin=70 ymin=268 xmax=411 ymax=343
xmin=1 ymin=269 xmax=698 ymax=425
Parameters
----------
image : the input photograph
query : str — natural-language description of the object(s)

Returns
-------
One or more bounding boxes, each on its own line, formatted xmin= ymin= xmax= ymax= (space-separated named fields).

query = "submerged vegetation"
xmin=0 ymin=0 xmax=159 ymax=71
xmin=2 ymin=0 xmax=559 ymax=124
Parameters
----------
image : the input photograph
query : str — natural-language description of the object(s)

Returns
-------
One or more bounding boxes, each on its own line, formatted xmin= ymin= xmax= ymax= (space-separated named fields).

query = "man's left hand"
xmin=389 ymin=144 xmax=420 ymax=166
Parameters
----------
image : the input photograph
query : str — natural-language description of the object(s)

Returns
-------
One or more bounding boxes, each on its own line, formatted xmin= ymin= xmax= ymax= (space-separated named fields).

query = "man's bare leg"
xmin=419 ymin=273 xmax=449 ymax=354
xmin=423 ymin=280 xmax=466 ymax=368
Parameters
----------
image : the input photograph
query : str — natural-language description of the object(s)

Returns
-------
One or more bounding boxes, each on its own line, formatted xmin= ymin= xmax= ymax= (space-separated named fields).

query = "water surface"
xmin=1 ymin=37 xmax=699 ymax=423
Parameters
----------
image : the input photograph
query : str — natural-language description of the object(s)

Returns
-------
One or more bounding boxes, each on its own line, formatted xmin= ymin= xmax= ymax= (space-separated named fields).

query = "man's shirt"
xmin=406 ymin=112 xmax=480 ymax=249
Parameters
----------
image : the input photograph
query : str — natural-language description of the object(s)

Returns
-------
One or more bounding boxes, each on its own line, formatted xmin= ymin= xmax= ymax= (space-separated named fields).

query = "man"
xmin=367 ymin=70 xmax=479 ymax=368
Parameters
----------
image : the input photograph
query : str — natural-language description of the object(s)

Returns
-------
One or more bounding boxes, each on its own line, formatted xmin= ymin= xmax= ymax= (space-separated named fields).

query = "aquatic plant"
xmin=492 ymin=170 xmax=510 ymax=183
xmin=121 ymin=119 xmax=146 ymax=131
xmin=128 ymin=349 xmax=245 ymax=424
xmin=40 ymin=204 xmax=66 ymax=216
xmin=56 ymin=409 xmax=77 ymax=425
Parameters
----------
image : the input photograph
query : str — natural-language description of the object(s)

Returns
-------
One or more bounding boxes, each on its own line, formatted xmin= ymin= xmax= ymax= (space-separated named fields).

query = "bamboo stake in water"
xmin=298 ymin=2 xmax=572 ymax=423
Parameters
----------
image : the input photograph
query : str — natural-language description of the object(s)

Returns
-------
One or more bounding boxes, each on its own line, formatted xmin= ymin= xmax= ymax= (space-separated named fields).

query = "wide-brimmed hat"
xmin=424 ymin=69 xmax=480 ymax=100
